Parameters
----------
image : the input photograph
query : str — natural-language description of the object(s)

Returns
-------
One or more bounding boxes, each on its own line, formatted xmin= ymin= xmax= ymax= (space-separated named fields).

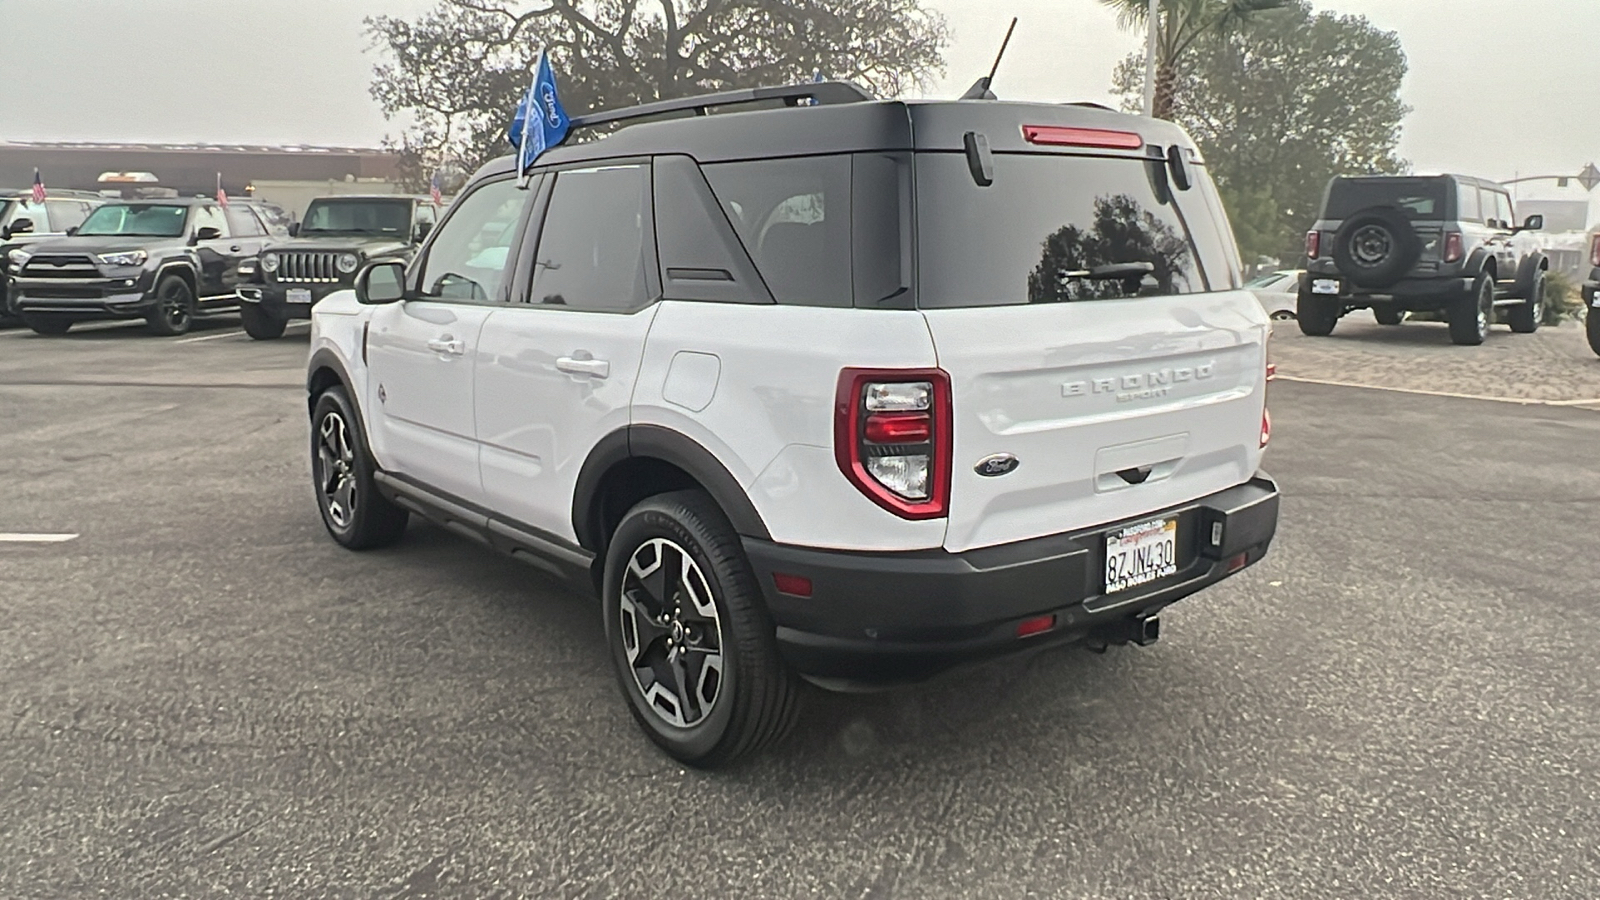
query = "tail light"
xmin=1022 ymin=125 xmax=1143 ymax=150
xmin=1443 ymin=231 xmax=1465 ymax=264
xmin=1305 ymin=231 xmax=1321 ymax=260
xmin=1591 ymin=234 xmax=1600 ymax=268
xmin=1260 ymin=342 xmax=1275 ymax=450
xmin=835 ymin=368 xmax=952 ymax=519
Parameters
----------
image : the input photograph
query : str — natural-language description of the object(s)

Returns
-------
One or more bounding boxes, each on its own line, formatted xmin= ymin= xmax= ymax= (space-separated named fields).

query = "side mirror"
xmin=195 ymin=226 xmax=223 ymax=241
xmin=1521 ymin=214 xmax=1543 ymax=232
xmin=355 ymin=260 xmax=406 ymax=305
xmin=414 ymin=221 xmax=433 ymax=242
xmin=66 ymin=226 xmax=79 ymax=236
xmin=7 ymin=218 xmax=35 ymax=237
xmin=288 ymin=222 xmax=300 ymax=237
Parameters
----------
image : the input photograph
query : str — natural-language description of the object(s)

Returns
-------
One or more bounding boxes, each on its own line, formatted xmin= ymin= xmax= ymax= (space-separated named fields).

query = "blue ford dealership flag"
xmin=509 ymin=51 xmax=570 ymax=176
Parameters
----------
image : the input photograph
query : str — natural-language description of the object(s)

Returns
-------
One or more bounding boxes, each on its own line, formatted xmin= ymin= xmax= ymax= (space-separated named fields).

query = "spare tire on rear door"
xmin=1332 ymin=206 xmax=1422 ymax=290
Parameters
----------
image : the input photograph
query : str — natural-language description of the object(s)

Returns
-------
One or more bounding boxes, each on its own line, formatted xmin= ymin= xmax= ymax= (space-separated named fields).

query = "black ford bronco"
xmin=236 ymin=195 xmax=436 ymax=339
xmin=1299 ymin=174 xmax=1547 ymax=345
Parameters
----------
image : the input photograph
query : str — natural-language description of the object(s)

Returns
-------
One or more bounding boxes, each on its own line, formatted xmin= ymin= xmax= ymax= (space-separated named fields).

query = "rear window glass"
xmin=702 ymin=155 xmax=853 ymax=307
xmin=1326 ymin=178 xmax=1448 ymax=220
xmin=916 ymin=153 xmax=1206 ymax=308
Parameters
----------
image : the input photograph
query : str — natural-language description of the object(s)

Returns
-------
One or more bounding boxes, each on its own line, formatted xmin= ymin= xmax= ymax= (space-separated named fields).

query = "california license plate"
xmin=1105 ymin=517 xmax=1178 ymax=594
xmin=1311 ymin=278 xmax=1340 ymax=295
xmin=286 ymin=288 xmax=313 ymax=304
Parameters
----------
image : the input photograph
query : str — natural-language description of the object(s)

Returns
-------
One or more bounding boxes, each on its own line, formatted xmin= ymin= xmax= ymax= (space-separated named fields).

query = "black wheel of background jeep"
xmin=1296 ymin=290 xmax=1339 ymax=336
xmin=1449 ymin=271 xmax=1495 ymax=346
xmin=21 ymin=312 xmax=73 ymax=335
xmin=1373 ymin=308 xmax=1405 ymax=326
xmin=145 ymin=274 xmax=196 ymax=336
xmin=602 ymin=490 xmax=801 ymax=768
xmin=1587 ymin=309 xmax=1600 ymax=358
xmin=311 ymin=386 xmax=408 ymax=549
xmin=1507 ymin=271 xmax=1544 ymax=334
xmin=1332 ymin=206 xmax=1423 ymax=290
xmin=240 ymin=303 xmax=288 ymax=340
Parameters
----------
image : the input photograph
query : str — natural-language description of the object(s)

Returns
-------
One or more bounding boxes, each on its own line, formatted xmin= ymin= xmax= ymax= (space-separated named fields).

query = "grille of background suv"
xmin=276 ymin=252 xmax=343 ymax=283
xmin=21 ymin=255 xmax=99 ymax=278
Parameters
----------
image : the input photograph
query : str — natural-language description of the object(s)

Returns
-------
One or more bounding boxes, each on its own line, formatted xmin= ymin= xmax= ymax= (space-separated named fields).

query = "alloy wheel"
xmin=317 ymin=411 xmax=357 ymax=529
xmin=618 ymin=537 xmax=726 ymax=729
xmin=1350 ymin=224 xmax=1393 ymax=268
xmin=161 ymin=280 xmax=191 ymax=329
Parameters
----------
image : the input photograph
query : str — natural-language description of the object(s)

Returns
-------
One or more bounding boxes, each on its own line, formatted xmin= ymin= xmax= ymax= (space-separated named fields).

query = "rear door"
xmin=914 ymin=150 xmax=1267 ymax=554
xmin=475 ymin=162 xmax=659 ymax=543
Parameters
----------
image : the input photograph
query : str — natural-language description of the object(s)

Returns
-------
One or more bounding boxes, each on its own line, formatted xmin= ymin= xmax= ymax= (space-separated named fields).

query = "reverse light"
xmin=1305 ymin=230 xmax=1320 ymax=260
xmin=1022 ymin=125 xmax=1143 ymax=150
xmin=835 ymin=368 xmax=952 ymax=520
xmin=1443 ymin=231 xmax=1464 ymax=264
xmin=260 ymin=253 xmax=279 ymax=273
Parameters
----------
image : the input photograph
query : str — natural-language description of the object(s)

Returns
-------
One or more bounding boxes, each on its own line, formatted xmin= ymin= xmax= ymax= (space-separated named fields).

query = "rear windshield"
xmin=1325 ymin=178 xmax=1448 ymax=220
xmin=916 ymin=153 xmax=1226 ymax=308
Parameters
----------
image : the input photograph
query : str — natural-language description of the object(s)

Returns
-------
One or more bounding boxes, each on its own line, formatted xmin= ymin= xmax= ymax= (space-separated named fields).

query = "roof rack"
xmin=567 ymin=80 xmax=873 ymax=134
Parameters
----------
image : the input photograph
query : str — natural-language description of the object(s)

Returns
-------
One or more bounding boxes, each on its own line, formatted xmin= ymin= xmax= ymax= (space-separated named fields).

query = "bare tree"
xmin=369 ymin=0 xmax=949 ymax=182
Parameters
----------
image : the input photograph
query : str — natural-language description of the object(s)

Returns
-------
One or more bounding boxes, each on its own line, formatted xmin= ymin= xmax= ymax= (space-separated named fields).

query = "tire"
xmin=310 ymin=386 xmax=408 ymax=550
xmin=1587 ymin=310 xmax=1600 ymax=358
xmin=602 ymin=490 xmax=802 ymax=768
xmin=145 ymin=274 xmax=196 ymax=336
xmin=1331 ymin=206 xmax=1423 ymax=289
xmin=1507 ymin=271 xmax=1543 ymax=334
xmin=1296 ymin=290 xmax=1339 ymax=336
xmin=240 ymin=303 xmax=288 ymax=340
xmin=1373 ymin=307 xmax=1405 ymax=326
xmin=1449 ymin=271 xmax=1495 ymax=346
xmin=21 ymin=312 xmax=73 ymax=335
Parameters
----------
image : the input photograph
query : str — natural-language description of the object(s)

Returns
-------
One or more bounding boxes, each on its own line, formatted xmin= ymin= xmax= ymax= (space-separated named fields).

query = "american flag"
xmin=429 ymin=172 xmax=443 ymax=208
xmin=215 ymin=172 xmax=229 ymax=207
xmin=31 ymin=168 xmax=47 ymax=204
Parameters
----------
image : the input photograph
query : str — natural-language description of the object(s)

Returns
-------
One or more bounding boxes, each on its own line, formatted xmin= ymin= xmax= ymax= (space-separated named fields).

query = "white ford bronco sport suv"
xmin=305 ymin=82 xmax=1280 ymax=766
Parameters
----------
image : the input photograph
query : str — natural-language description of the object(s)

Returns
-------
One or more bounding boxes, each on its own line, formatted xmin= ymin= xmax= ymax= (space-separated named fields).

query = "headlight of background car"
xmin=6 ymin=249 xmax=31 ymax=268
xmin=337 ymin=253 xmax=360 ymax=274
xmin=97 ymin=250 xmax=148 ymax=267
xmin=238 ymin=258 xmax=257 ymax=276
xmin=260 ymin=253 xmax=278 ymax=273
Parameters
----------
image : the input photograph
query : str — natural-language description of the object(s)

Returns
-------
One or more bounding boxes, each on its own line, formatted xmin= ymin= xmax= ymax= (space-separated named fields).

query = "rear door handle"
xmin=556 ymin=356 xmax=610 ymax=378
xmin=426 ymin=335 xmax=466 ymax=356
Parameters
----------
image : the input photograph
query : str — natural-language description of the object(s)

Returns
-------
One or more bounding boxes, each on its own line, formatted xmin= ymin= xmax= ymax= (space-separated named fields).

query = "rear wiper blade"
xmin=1060 ymin=262 xmax=1155 ymax=280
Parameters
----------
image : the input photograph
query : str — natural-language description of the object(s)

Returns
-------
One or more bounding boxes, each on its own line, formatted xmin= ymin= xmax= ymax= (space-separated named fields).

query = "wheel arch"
xmin=573 ymin=424 xmax=772 ymax=558
xmin=154 ymin=260 xmax=198 ymax=296
xmin=1514 ymin=252 xmax=1548 ymax=297
xmin=306 ymin=347 xmax=362 ymax=424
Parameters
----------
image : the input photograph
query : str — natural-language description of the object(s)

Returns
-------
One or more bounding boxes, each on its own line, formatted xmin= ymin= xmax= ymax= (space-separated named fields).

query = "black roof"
xmin=1334 ymin=173 xmax=1507 ymax=191
xmin=305 ymin=194 xmax=431 ymax=202
xmin=470 ymin=86 xmax=1198 ymax=182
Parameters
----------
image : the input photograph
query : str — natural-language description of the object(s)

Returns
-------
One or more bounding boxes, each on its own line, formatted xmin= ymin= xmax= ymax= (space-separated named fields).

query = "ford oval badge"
xmin=974 ymin=454 xmax=1020 ymax=477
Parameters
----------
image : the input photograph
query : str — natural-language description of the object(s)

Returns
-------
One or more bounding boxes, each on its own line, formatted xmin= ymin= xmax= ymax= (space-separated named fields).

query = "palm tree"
xmin=1101 ymin=0 xmax=1285 ymax=119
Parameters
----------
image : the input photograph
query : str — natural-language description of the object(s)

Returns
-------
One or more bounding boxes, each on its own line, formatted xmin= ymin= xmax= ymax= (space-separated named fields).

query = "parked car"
xmin=1585 ymin=235 xmax=1599 ymax=357
xmin=1299 ymin=174 xmax=1547 ymax=344
xmin=1244 ymin=269 xmax=1301 ymax=320
xmin=236 ymin=194 xmax=436 ymax=339
xmin=8 ymin=198 xmax=273 ymax=335
xmin=304 ymin=82 xmax=1279 ymax=766
xmin=1 ymin=189 xmax=105 ymax=322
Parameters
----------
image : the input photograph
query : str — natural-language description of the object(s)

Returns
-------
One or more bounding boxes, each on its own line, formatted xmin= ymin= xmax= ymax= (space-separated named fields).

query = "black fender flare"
xmin=1463 ymin=247 xmax=1496 ymax=280
xmin=306 ymin=346 xmax=364 ymax=424
xmin=572 ymin=424 xmax=772 ymax=553
xmin=153 ymin=257 xmax=199 ymax=293
xmin=1514 ymin=252 xmax=1548 ymax=298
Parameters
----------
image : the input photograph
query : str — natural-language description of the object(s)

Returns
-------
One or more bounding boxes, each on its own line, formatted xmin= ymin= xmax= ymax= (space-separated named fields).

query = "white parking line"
xmin=175 ymin=321 xmax=310 ymax=345
xmin=0 ymin=533 xmax=79 ymax=543
xmin=1276 ymin=374 xmax=1600 ymax=408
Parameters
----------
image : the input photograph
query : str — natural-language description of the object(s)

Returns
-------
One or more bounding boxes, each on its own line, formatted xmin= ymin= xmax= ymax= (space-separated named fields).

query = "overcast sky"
xmin=2 ymin=0 xmax=1596 ymax=200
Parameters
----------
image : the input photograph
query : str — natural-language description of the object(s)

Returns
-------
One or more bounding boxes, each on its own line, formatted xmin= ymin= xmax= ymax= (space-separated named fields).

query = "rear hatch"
xmin=1317 ymin=176 xmax=1452 ymax=275
xmin=908 ymin=108 xmax=1267 ymax=553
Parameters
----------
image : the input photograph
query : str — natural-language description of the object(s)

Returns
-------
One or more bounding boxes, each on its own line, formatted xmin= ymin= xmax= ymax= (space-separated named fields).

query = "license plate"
xmin=1311 ymin=278 xmax=1340 ymax=295
xmin=1105 ymin=517 xmax=1178 ymax=594
xmin=286 ymin=288 xmax=313 ymax=304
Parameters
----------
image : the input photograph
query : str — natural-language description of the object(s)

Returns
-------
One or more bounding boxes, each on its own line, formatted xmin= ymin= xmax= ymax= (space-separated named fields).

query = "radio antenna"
xmin=959 ymin=17 xmax=1018 ymax=101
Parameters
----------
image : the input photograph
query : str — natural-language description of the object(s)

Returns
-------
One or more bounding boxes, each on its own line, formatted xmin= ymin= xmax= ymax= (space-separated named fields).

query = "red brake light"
xmin=1591 ymin=234 xmax=1600 ymax=268
xmin=772 ymin=573 xmax=813 ymax=598
xmin=1022 ymin=125 xmax=1143 ymax=150
xmin=1016 ymin=614 xmax=1057 ymax=638
xmin=835 ymin=368 xmax=952 ymax=520
xmin=1305 ymin=231 xmax=1321 ymax=259
xmin=1443 ymin=231 xmax=1465 ymax=264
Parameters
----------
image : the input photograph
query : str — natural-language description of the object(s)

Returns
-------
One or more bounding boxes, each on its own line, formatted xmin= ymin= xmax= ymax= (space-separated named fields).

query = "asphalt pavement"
xmin=2 ymin=316 xmax=1598 ymax=899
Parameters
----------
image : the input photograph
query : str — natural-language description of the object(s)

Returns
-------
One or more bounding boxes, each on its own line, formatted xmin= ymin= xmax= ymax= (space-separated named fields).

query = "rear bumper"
xmin=1300 ymin=271 xmax=1471 ymax=307
xmin=746 ymin=474 xmax=1280 ymax=687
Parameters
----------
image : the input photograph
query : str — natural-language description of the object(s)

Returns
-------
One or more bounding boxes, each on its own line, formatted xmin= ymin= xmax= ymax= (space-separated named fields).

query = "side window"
xmin=225 ymin=206 xmax=266 ymax=237
xmin=15 ymin=200 xmax=49 ymax=233
xmin=416 ymin=177 xmax=527 ymax=303
xmin=527 ymin=164 xmax=654 ymax=312
xmin=45 ymin=199 xmax=86 ymax=232
xmin=1457 ymin=183 xmax=1481 ymax=224
xmin=702 ymin=155 xmax=853 ymax=307
xmin=413 ymin=203 xmax=436 ymax=241
xmin=192 ymin=205 xmax=228 ymax=237
xmin=1495 ymin=192 xmax=1516 ymax=229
